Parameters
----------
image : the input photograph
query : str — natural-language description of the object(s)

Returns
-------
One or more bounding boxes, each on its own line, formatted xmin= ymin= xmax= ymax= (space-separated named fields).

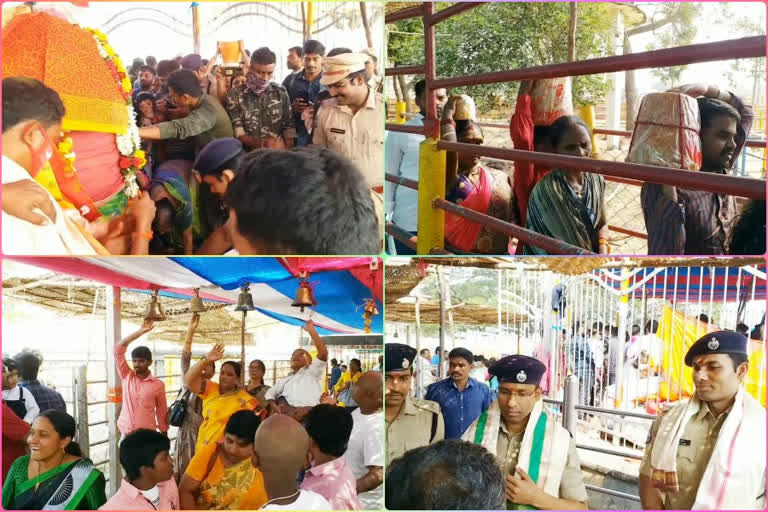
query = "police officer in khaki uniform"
xmin=385 ymin=343 xmax=445 ymax=463
xmin=312 ymin=52 xmax=384 ymax=191
xmin=639 ymin=330 xmax=766 ymax=510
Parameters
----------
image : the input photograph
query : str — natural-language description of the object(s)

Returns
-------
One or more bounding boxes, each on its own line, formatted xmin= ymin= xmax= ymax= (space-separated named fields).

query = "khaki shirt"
xmin=313 ymin=88 xmax=384 ymax=188
xmin=386 ymin=396 xmax=444 ymax=463
xmin=496 ymin=422 xmax=588 ymax=505
xmin=640 ymin=402 xmax=731 ymax=510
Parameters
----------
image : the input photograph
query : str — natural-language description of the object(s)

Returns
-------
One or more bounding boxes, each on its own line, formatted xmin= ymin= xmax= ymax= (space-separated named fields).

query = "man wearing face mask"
xmin=1 ymin=77 xmax=103 ymax=255
xmin=225 ymin=47 xmax=295 ymax=150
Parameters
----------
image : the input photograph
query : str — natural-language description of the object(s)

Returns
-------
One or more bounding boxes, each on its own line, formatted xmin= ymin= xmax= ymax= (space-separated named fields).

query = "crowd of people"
xmin=2 ymin=38 xmax=385 ymax=256
xmin=385 ymin=79 xmax=765 ymax=256
xmin=1 ymin=318 xmax=384 ymax=510
xmin=384 ymin=329 xmax=766 ymax=510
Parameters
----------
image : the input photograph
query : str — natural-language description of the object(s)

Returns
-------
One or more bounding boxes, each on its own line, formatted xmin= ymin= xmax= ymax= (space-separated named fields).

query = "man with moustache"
xmin=312 ymin=52 xmax=384 ymax=191
xmin=425 ymin=347 xmax=492 ymax=439
xmin=384 ymin=343 xmax=444 ymax=463
xmin=286 ymin=40 xmax=325 ymax=147
xmin=639 ymin=330 xmax=766 ymax=509
xmin=641 ymin=83 xmax=753 ymax=254
xmin=462 ymin=355 xmax=588 ymax=510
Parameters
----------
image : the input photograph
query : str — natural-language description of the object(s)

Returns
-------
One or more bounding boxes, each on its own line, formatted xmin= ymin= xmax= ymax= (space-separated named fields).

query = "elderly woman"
xmin=523 ymin=115 xmax=610 ymax=255
xmin=2 ymin=411 xmax=106 ymax=510
xmin=185 ymin=344 xmax=260 ymax=454
xmin=441 ymin=96 xmax=514 ymax=254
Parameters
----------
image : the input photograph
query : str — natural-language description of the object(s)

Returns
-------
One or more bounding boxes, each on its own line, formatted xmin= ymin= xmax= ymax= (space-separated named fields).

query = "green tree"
xmin=387 ymin=2 xmax=616 ymax=115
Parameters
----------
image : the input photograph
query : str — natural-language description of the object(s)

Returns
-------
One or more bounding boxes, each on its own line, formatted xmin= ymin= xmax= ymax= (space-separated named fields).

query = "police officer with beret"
xmin=462 ymin=355 xmax=588 ymax=510
xmin=639 ymin=330 xmax=766 ymax=510
xmin=191 ymin=137 xmax=244 ymax=254
xmin=385 ymin=343 xmax=445 ymax=463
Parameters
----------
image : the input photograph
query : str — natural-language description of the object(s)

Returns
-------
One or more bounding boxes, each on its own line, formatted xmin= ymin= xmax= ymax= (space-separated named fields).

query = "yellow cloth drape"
xmin=657 ymin=306 xmax=766 ymax=406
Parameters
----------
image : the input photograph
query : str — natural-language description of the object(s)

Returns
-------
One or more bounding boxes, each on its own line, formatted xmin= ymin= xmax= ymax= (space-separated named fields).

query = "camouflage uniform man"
xmin=385 ymin=343 xmax=444 ymax=463
xmin=225 ymin=47 xmax=296 ymax=150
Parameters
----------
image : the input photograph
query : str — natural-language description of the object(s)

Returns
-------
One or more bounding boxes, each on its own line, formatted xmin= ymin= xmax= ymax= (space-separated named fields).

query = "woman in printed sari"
xmin=179 ymin=410 xmax=267 ymax=510
xmin=185 ymin=343 xmax=261 ymax=454
xmin=174 ymin=313 xmax=216 ymax=482
xmin=523 ymin=115 xmax=610 ymax=255
xmin=441 ymin=96 xmax=514 ymax=254
xmin=245 ymin=359 xmax=271 ymax=404
xmin=149 ymin=159 xmax=202 ymax=255
xmin=2 ymin=410 xmax=106 ymax=510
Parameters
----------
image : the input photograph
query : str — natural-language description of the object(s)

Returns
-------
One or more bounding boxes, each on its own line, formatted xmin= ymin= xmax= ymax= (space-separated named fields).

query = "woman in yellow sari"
xmin=184 ymin=343 xmax=261 ymax=453
xmin=179 ymin=410 xmax=267 ymax=510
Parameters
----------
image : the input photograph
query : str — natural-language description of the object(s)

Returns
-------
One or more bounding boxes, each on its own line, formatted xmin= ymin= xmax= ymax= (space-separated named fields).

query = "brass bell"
xmin=292 ymin=282 xmax=314 ymax=313
xmin=234 ymin=285 xmax=256 ymax=312
xmin=189 ymin=288 xmax=205 ymax=313
xmin=365 ymin=299 xmax=379 ymax=316
xmin=144 ymin=290 xmax=167 ymax=321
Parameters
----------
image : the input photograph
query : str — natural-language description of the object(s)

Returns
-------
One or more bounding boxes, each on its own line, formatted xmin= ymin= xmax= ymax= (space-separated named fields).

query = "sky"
xmin=629 ymin=2 xmax=766 ymax=103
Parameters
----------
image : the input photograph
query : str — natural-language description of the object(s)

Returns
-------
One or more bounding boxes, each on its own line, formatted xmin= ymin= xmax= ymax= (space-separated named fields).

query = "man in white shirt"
xmin=413 ymin=348 xmax=436 ymax=398
xmin=252 ymin=414 xmax=331 ymax=510
xmin=346 ymin=371 xmax=384 ymax=510
xmin=1 ymin=77 xmax=101 ymax=255
xmin=264 ymin=320 xmax=327 ymax=421
xmin=385 ymin=80 xmax=448 ymax=254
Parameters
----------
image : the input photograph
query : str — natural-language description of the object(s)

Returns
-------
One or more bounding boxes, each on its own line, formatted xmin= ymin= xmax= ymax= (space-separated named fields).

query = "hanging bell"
xmin=189 ymin=288 xmax=205 ymax=313
xmin=364 ymin=299 xmax=379 ymax=316
xmin=292 ymin=282 xmax=314 ymax=313
xmin=144 ymin=290 xmax=167 ymax=321
xmin=234 ymin=285 xmax=256 ymax=312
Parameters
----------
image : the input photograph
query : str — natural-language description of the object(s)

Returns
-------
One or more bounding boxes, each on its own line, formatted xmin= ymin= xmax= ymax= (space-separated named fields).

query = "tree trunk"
xmin=568 ymin=3 xmax=578 ymax=62
xmin=393 ymin=72 xmax=403 ymax=103
xmin=623 ymin=33 xmax=637 ymax=131
xmin=397 ymin=75 xmax=411 ymax=112
xmin=360 ymin=2 xmax=374 ymax=49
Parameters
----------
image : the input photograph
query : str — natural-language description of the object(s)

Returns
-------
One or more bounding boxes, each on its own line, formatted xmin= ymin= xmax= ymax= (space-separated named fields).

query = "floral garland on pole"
xmin=60 ymin=27 xmax=145 ymax=199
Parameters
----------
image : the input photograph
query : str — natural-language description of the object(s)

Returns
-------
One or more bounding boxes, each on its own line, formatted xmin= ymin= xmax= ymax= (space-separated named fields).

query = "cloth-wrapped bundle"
xmin=454 ymin=95 xmax=477 ymax=121
xmin=530 ymin=78 xmax=573 ymax=125
xmin=627 ymin=92 xmax=702 ymax=171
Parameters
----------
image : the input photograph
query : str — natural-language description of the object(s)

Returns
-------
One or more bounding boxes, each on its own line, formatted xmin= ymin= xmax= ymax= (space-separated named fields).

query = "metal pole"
xmin=563 ymin=374 xmax=579 ymax=435
xmin=437 ymin=266 xmax=447 ymax=379
xmin=73 ymin=365 xmax=90 ymax=459
xmin=191 ymin=2 xmax=201 ymax=55
xmin=241 ymin=311 xmax=247 ymax=388
xmin=105 ymin=285 xmax=122 ymax=495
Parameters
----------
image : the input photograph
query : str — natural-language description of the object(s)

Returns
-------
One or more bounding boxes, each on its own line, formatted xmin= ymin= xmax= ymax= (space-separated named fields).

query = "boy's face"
xmin=144 ymin=450 xmax=175 ymax=483
xmin=6 ymin=369 xmax=19 ymax=389
xmin=132 ymin=357 xmax=152 ymax=377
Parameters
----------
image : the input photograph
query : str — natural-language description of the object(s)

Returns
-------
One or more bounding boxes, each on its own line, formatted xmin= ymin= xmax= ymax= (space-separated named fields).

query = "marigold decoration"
xmin=363 ymin=299 xmax=379 ymax=334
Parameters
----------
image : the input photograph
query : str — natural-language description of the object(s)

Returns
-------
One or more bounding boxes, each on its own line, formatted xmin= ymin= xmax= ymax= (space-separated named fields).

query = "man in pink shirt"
xmin=100 ymin=429 xmax=179 ymax=510
xmin=300 ymin=404 xmax=361 ymax=510
xmin=115 ymin=320 xmax=169 ymax=439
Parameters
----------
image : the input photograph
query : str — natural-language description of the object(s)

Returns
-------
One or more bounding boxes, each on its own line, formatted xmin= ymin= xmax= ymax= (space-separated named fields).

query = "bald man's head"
xmin=290 ymin=348 xmax=311 ymax=371
xmin=251 ymin=415 xmax=311 ymax=475
xmin=354 ymin=371 xmax=383 ymax=412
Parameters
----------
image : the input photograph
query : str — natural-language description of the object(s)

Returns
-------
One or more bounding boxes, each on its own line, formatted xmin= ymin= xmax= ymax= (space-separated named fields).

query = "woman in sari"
xmin=185 ymin=343 xmax=260 ymax=453
xmin=179 ymin=410 xmax=267 ymax=510
xmin=2 ymin=410 xmax=106 ymax=510
xmin=441 ymin=96 xmax=514 ymax=254
xmin=523 ymin=115 xmax=610 ymax=255
xmin=245 ymin=359 xmax=271 ymax=404
xmin=174 ymin=313 xmax=216 ymax=481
